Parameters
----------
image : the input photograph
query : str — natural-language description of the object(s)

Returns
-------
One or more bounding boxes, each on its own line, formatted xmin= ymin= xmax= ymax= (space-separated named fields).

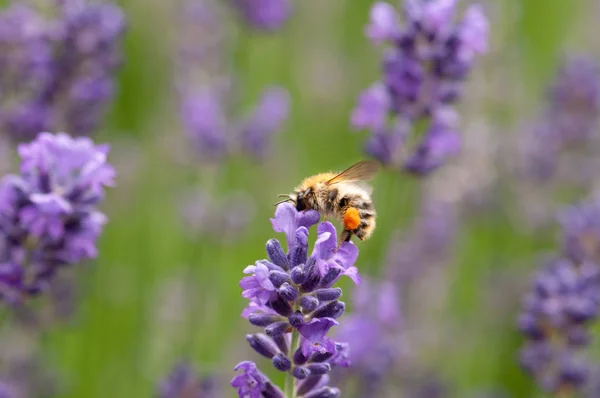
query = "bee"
xmin=275 ymin=160 xmax=380 ymax=245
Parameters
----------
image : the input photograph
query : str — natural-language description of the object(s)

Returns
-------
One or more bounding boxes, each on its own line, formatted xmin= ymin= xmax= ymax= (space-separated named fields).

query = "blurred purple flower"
xmin=335 ymin=278 xmax=402 ymax=397
xmin=176 ymin=1 xmax=290 ymax=163
xmin=385 ymin=199 xmax=457 ymax=285
xmin=518 ymin=250 xmax=600 ymax=392
xmin=233 ymin=203 xmax=358 ymax=397
xmin=158 ymin=362 xmax=220 ymax=398
xmin=558 ymin=196 xmax=600 ymax=264
xmin=352 ymin=0 xmax=488 ymax=174
xmin=240 ymin=87 xmax=290 ymax=160
xmin=0 ymin=1 xmax=125 ymax=140
xmin=523 ymin=56 xmax=600 ymax=184
xmin=231 ymin=0 xmax=293 ymax=31
xmin=0 ymin=132 xmax=114 ymax=304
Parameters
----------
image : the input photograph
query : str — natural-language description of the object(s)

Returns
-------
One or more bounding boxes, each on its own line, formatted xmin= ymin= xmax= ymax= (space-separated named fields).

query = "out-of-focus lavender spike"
xmin=522 ymin=56 xmax=600 ymax=187
xmin=230 ymin=0 xmax=293 ymax=31
xmin=158 ymin=361 xmax=221 ymax=398
xmin=240 ymin=87 xmax=290 ymax=160
xmin=518 ymin=197 xmax=600 ymax=393
xmin=0 ymin=132 xmax=114 ymax=304
xmin=0 ymin=1 xmax=125 ymax=140
xmin=385 ymin=199 xmax=458 ymax=285
xmin=334 ymin=278 xmax=402 ymax=397
xmin=351 ymin=0 xmax=489 ymax=175
xmin=176 ymin=0 xmax=290 ymax=163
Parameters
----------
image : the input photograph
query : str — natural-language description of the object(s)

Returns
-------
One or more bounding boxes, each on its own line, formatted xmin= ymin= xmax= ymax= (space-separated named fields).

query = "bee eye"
xmin=296 ymin=199 xmax=306 ymax=211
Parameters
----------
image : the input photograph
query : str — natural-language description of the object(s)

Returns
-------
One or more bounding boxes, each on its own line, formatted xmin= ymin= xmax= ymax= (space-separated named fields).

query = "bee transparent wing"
xmin=326 ymin=160 xmax=380 ymax=186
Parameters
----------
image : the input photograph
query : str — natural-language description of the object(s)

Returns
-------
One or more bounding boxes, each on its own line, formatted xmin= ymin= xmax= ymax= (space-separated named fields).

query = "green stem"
xmin=285 ymin=327 xmax=300 ymax=398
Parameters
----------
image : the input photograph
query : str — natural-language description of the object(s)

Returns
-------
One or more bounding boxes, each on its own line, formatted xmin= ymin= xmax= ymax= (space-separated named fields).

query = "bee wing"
xmin=326 ymin=160 xmax=380 ymax=186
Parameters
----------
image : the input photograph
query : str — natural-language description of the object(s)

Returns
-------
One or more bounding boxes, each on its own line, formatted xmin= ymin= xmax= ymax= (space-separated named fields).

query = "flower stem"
xmin=285 ymin=327 xmax=300 ymax=398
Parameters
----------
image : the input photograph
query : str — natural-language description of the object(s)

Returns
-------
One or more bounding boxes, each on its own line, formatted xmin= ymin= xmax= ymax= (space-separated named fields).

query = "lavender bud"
xmin=293 ymin=347 xmax=308 ymax=365
xmin=300 ymin=296 xmax=319 ymax=312
xmin=291 ymin=229 xmax=308 ymax=267
xmin=312 ymin=300 xmax=345 ymax=319
xmin=301 ymin=264 xmax=321 ymax=292
xmin=279 ymin=282 xmax=299 ymax=301
xmin=288 ymin=311 xmax=304 ymax=328
xmin=265 ymin=321 xmax=290 ymax=337
xmin=305 ymin=387 xmax=341 ymax=398
xmin=263 ymin=382 xmax=286 ymax=398
xmin=258 ymin=259 xmax=285 ymax=273
xmin=273 ymin=334 xmax=289 ymax=355
xmin=272 ymin=353 xmax=292 ymax=372
xmin=291 ymin=266 xmax=306 ymax=284
xmin=269 ymin=270 xmax=291 ymax=287
xmin=269 ymin=296 xmax=293 ymax=317
xmin=297 ymin=375 xmax=328 ymax=396
xmin=310 ymin=351 xmax=334 ymax=363
xmin=266 ymin=239 xmax=289 ymax=270
xmin=306 ymin=363 xmax=331 ymax=375
xmin=292 ymin=366 xmax=310 ymax=380
xmin=246 ymin=334 xmax=279 ymax=359
xmin=319 ymin=268 xmax=342 ymax=288
xmin=248 ymin=314 xmax=283 ymax=327
xmin=314 ymin=288 xmax=342 ymax=302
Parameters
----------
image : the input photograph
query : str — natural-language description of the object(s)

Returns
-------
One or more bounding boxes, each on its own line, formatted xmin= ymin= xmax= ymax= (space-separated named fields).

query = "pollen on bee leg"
xmin=343 ymin=207 xmax=361 ymax=231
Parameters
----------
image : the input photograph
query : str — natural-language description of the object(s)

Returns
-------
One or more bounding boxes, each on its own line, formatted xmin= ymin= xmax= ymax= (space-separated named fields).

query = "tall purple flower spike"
xmin=0 ymin=132 xmax=114 ymax=304
xmin=232 ymin=203 xmax=358 ymax=397
xmin=231 ymin=0 xmax=293 ymax=31
xmin=176 ymin=0 xmax=290 ymax=163
xmin=518 ymin=197 xmax=600 ymax=393
xmin=351 ymin=0 xmax=488 ymax=175
xmin=0 ymin=1 xmax=125 ymax=140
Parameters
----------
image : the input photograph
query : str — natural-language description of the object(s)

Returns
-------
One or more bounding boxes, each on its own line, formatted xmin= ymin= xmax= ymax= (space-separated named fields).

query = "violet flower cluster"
xmin=230 ymin=0 xmax=293 ymax=31
xmin=523 ymin=56 xmax=600 ymax=184
xmin=351 ymin=0 xmax=488 ymax=175
xmin=0 ymin=0 xmax=125 ymax=141
xmin=177 ymin=0 xmax=290 ymax=164
xmin=232 ymin=203 xmax=359 ymax=398
xmin=158 ymin=362 xmax=220 ymax=398
xmin=518 ymin=197 xmax=600 ymax=393
xmin=0 ymin=132 xmax=115 ymax=304
xmin=335 ymin=279 xmax=402 ymax=397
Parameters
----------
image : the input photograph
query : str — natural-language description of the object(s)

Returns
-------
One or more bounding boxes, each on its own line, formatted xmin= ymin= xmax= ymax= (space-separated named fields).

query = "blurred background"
xmin=1 ymin=0 xmax=599 ymax=397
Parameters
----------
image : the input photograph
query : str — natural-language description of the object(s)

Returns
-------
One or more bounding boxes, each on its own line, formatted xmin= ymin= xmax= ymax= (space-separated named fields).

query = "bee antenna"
xmin=274 ymin=198 xmax=293 ymax=206
xmin=277 ymin=194 xmax=291 ymax=198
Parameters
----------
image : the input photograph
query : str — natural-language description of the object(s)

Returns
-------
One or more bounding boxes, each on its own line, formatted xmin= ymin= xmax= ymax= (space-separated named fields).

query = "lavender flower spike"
xmin=0 ymin=132 xmax=115 ymax=304
xmin=352 ymin=0 xmax=488 ymax=174
xmin=232 ymin=203 xmax=357 ymax=397
xmin=518 ymin=197 xmax=600 ymax=393
xmin=231 ymin=0 xmax=293 ymax=31
xmin=0 ymin=1 xmax=125 ymax=140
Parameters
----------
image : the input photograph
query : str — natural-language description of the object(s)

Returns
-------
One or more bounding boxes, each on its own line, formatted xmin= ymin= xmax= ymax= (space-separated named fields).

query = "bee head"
xmin=295 ymin=188 xmax=314 ymax=211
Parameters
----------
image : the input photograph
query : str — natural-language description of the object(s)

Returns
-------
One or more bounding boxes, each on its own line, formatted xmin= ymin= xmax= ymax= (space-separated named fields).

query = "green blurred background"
xmin=2 ymin=0 xmax=598 ymax=396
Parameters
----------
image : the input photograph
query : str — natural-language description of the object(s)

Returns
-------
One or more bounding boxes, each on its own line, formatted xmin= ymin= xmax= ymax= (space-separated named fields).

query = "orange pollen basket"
xmin=343 ymin=208 xmax=361 ymax=231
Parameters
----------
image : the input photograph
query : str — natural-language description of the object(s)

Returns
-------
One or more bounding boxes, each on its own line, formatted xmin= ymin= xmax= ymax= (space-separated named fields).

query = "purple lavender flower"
xmin=0 ymin=1 xmax=125 ymax=140
xmin=352 ymin=0 xmax=488 ymax=175
xmin=335 ymin=278 xmax=402 ymax=397
xmin=558 ymin=197 xmax=600 ymax=265
xmin=233 ymin=203 xmax=359 ymax=397
xmin=0 ymin=132 xmax=114 ymax=304
xmin=518 ymin=257 xmax=600 ymax=393
xmin=158 ymin=362 xmax=220 ymax=398
xmin=176 ymin=1 xmax=290 ymax=163
xmin=231 ymin=361 xmax=278 ymax=398
xmin=240 ymin=88 xmax=291 ymax=160
xmin=523 ymin=56 xmax=600 ymax=184
xmin=230 ymin=0 xmax=293 ymax=31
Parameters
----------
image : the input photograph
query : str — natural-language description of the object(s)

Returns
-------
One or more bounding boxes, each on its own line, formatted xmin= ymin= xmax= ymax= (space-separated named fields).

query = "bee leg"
xmin=337 ymin=230 xmax=353 ymax=250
